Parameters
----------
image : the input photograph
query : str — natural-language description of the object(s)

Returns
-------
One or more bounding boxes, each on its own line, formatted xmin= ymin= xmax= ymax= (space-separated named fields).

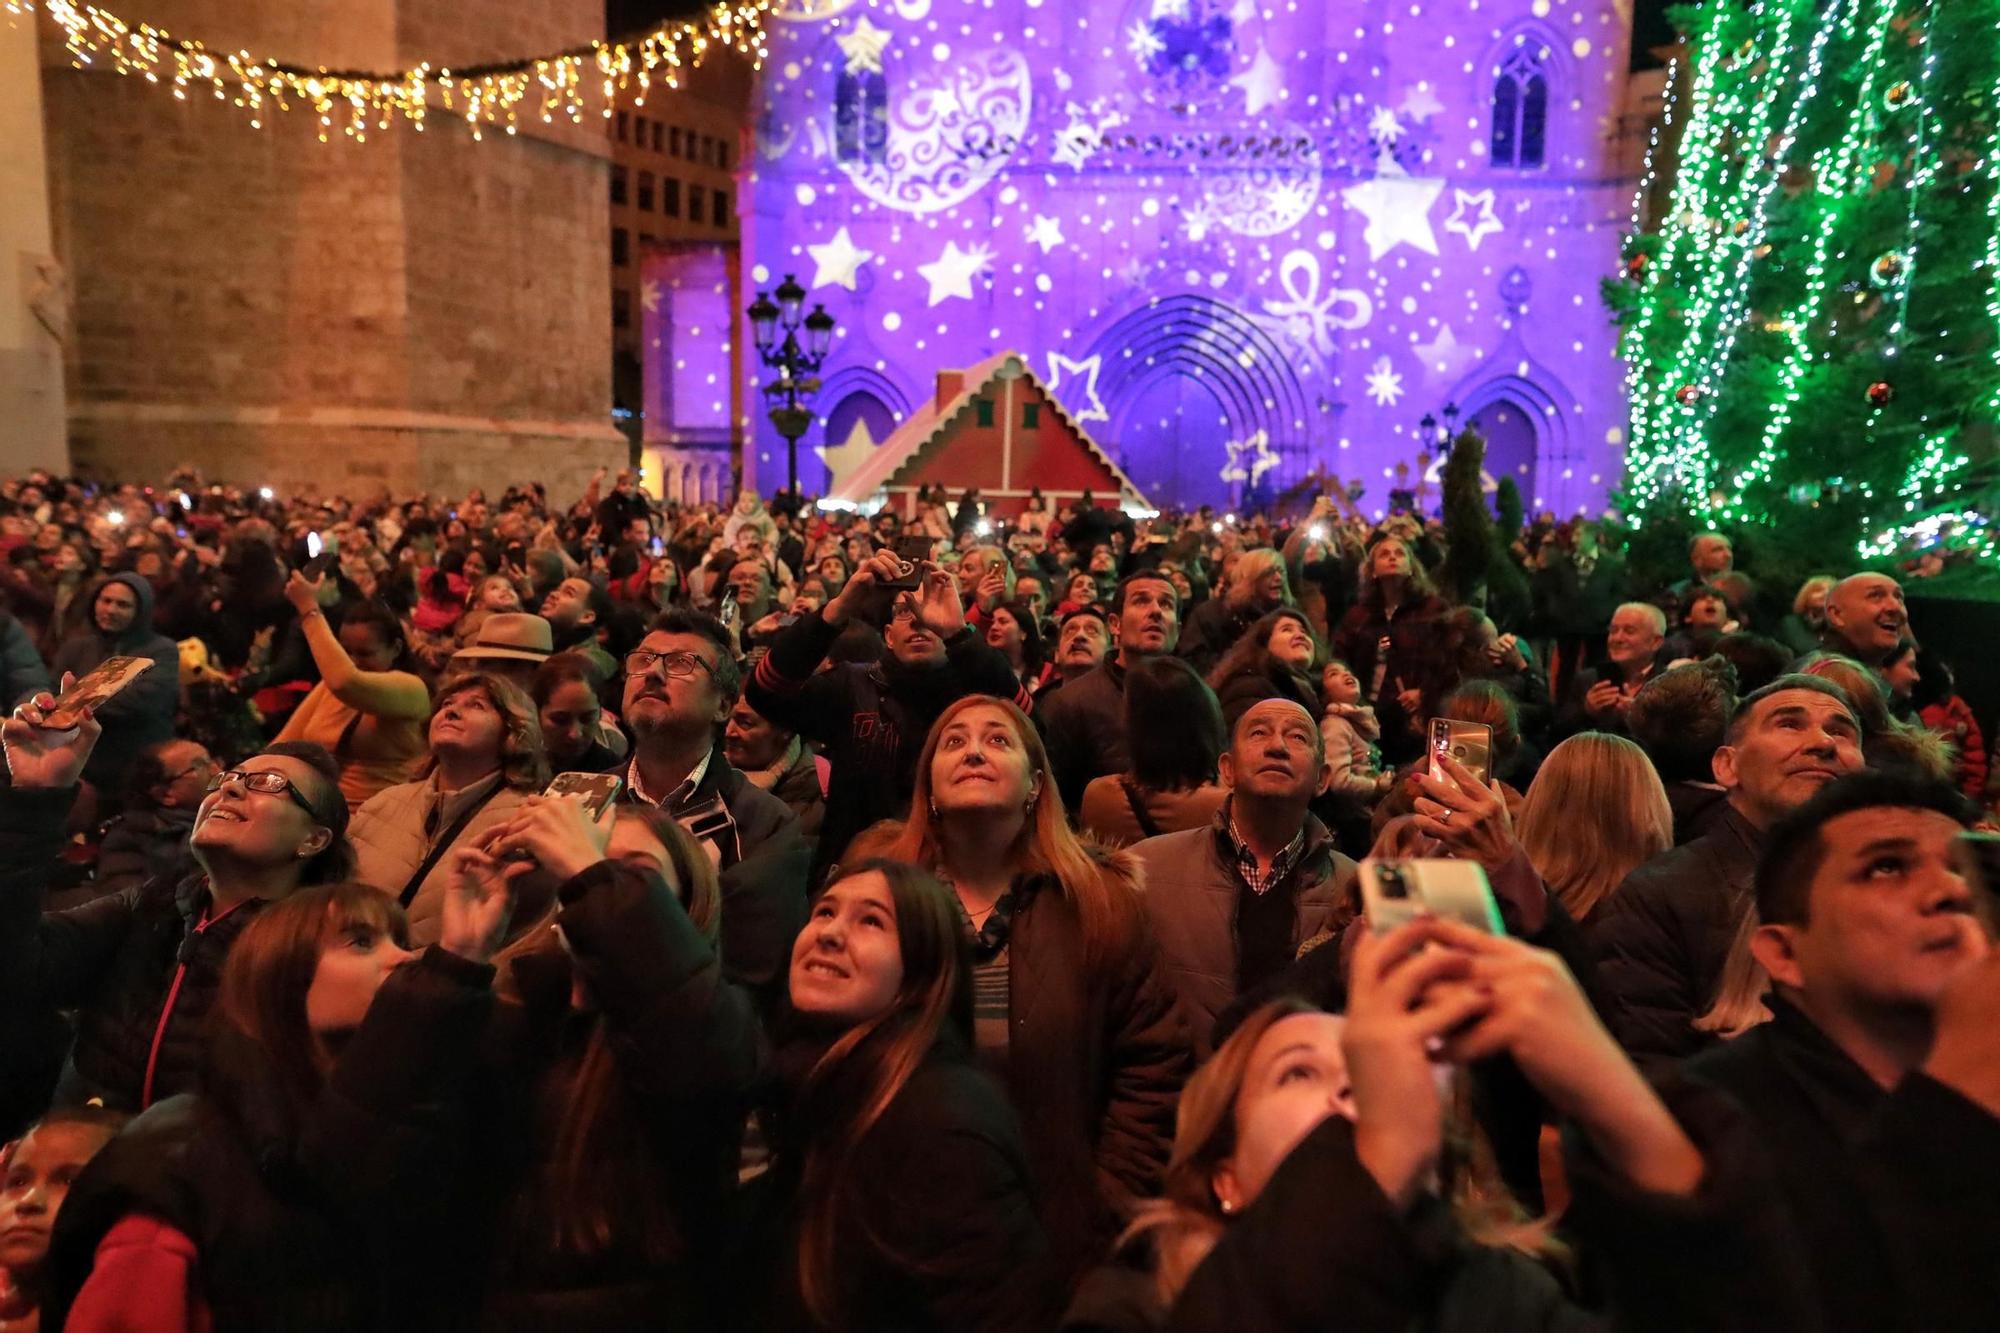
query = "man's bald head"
xmin=1221 ymin=697 xmax=1329 ymax=807
xmin=1823 ymin=573 xmax=1907 ymax=664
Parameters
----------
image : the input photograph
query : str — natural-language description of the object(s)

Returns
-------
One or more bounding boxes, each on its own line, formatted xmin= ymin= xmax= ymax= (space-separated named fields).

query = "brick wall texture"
xmin=42 ymin=0 xmax=624 ymax=497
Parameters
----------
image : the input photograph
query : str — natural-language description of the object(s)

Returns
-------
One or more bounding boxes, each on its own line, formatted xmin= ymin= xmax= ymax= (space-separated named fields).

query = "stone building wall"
xmin=39 ymin=0 xmax=623 ymax=497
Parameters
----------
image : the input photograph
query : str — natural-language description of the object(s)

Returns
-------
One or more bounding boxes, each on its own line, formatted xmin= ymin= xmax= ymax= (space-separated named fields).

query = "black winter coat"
xmin=0 ymin=785 xmax=263 ymax=1112
xmin=476 ymin=859 xmax=762 ymax=1332
xmin=1678 ymin=997 xmax=2000 ymax=1333
xmin=1589 ymin=804 xmax=1760 ymax=1074
xmin=1038 ymin=659 xmax=1130 ymax=815
xmin=1176 ymin=599 xmax=1263 ymax=678
xmin=740 ymin=1031 xmax=1056 ymax=1333
xmin=1212 ymin=660 xmax=1320 ymax=732
xmin=1331 ymin=594 xmax=1452 ymax=762
xmin=42 ymin=947 xmax=498 ymax=1333
xmin=745 ymin=611 xmax=1027 ymax=885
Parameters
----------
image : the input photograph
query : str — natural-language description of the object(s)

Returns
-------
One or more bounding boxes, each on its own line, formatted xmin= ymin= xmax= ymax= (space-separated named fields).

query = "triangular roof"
xmin=827 ymin=350 xmax=1151 ymax=506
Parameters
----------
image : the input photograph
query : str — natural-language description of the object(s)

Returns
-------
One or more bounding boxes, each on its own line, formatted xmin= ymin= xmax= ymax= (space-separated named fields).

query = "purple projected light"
xmin=740 ymin=0 xmax=1638 ymax=516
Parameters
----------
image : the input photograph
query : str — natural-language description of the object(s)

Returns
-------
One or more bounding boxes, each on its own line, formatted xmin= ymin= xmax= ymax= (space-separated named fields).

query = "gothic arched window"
xmin=1491 ymin=46 xmax=1550 ymax=169
xmin=835 ymin=67 xmax=889 ymax=166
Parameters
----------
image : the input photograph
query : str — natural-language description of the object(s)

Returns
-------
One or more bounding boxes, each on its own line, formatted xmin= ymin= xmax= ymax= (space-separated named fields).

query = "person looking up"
xmin=1039 ymin=572 xmax=1182 ymax=812
xmin=745 ymin=548 xmax=1022 ymax=887
xmin=1818 ymin=572 xmax=1908 ymax=668
xmin=1592 ymin=675 xmax=1864 ymax=1072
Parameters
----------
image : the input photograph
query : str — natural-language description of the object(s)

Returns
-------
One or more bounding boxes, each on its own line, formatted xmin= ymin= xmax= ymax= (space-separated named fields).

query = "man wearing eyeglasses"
xmin=746 ymin=548 xmax=1028 ymax=890
xmin=617 ymin=607 xmax=809 ymax=1003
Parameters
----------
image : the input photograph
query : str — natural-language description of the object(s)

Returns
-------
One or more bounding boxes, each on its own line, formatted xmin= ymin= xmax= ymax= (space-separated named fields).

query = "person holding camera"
xmin=745 ymin=548 xmax=1025 ymax=888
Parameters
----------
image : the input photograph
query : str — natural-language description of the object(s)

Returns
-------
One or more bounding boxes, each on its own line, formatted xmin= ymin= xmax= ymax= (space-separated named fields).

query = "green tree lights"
xmin=1609 ymin=0 xmax=2000 ymax=572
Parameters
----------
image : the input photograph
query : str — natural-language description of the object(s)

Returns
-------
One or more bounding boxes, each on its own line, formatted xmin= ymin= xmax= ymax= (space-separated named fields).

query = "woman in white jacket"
xmin=348 ymin=672 xmax=554 ymax=946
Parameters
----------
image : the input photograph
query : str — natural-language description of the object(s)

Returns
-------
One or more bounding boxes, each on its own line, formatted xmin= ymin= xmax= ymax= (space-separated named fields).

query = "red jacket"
xmin=66 ymin=1214 xmax=213 ymax=1333
xmin=1920 ymin=695 xmax=1989 ymax=801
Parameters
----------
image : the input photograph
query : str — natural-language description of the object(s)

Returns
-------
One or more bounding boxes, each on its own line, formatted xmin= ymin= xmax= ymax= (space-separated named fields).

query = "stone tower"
xmin=33 ymin=0 xmax=625 ymax=497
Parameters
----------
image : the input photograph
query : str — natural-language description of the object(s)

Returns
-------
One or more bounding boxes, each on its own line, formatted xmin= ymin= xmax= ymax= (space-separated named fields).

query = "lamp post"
xmin=748 ymin=273 xmax=837 ymax=499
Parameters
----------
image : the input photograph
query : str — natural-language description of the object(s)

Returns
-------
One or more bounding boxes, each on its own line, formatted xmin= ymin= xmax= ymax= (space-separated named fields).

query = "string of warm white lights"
xmin=2 ymin=0 xmax=768 ymax=142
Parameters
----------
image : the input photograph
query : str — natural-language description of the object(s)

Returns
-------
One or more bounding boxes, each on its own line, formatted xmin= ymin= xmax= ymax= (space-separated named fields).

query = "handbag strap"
xmin=1119 ymin=779 xmax=1164 ymax=840
xmin=398 ymin=784 xmax=504 ymax=907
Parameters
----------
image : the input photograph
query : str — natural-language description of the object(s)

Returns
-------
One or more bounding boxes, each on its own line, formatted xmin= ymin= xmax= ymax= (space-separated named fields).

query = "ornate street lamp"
xmin=746 ymin=274 xmax=838 ymax=497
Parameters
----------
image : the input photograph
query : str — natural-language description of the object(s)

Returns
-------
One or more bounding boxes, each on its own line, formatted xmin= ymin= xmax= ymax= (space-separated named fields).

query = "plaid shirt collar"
xmin=1215 ymin=797 xmax=1309 ymax=897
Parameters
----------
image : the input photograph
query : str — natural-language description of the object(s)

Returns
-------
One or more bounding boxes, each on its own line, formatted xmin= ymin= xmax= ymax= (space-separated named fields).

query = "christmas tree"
xmin=1607 ymin=0 xmax=2000 ymax=581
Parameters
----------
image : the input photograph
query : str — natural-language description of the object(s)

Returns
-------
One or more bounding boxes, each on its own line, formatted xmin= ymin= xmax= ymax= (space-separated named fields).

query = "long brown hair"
xmin=212 ymin=883 xmax=409 ymax=1115
xmin=489 ymin=808 xmax=723 ymax=1263
xmin=1357 ymin=535 xmax=1438 ymax=611
xmin=1517 ymin=734 xmax=1672 ymax=922
xmin=877 ymin=695 xmax=1140 ymax=970
xmin=797 ymin=859 xmax=974 ymax=1329
xmin=1206 ymin=607 xmax=1325 ymax=694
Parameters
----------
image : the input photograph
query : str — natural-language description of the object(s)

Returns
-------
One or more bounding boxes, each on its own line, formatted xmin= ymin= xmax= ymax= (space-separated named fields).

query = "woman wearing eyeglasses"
xmin=348 ymin=673 xmax=553 ymax=949
xmin=0 ymin=683 xmax=353 ymax=1119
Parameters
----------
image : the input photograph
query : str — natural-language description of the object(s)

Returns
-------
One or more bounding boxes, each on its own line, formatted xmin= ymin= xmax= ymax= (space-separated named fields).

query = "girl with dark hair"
xmin=275 ymin=571 xmax=432 ymax=807
xmin=44 ymin=882 xmax=507 ymax=1333
xmin=1078 ymin=656 xmax=1229 ymax=848
xmin=1206 ymin=607 xmax=1325 ymax=731
xmin=0 ymin=695 xmax=355 ymax=1113
xmin=1331 ymin=536 xmax=1452 ymax=763
xmin=471 ymin=791 xmax=757 ymax=1329
xmin=984 ymin=598 xmax=1049 ymax=694
xmin=0 ymin=1106 xmax=126 ymax=1330
xmin=348 ymin=673 xmax=553 ymax=949
xmin=745 ymin=859 xmax=1054 ymax=1332
xmin=874 ymin=698 xmax=1192 ymax=1284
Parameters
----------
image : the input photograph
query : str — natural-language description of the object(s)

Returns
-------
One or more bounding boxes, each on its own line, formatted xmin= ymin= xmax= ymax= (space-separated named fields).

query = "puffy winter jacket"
xmin=1590 ymin=804 xmax=1762 ymax=1075
xmin=0 ymin=785 xmax=267 ymax=1112
xmin=349 ymin=772 xmax=551 ymax=947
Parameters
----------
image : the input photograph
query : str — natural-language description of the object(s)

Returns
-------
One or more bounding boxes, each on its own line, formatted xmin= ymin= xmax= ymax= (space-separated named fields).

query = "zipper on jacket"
xmin=139 ymin=901 xmax=243 ymax=1107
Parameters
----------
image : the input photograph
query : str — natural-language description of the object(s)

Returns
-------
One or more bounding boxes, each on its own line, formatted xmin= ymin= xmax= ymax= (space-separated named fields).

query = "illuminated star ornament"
xmin=1229 ymin=45 xmax=1285 ymax=116
xmin=1413 ymin=325 xmax=1481 ymax=386
xmin=1368 ymin=106 xmax=1404 ymax=142
xmin=1024 ymin=214 xmax=1067 ymax=255
xmin=817 ymin=418 xmax=880 ymax=490
xmin=1341 ymin=155 xmax=1444 ymax=261
xmin=1444 ymin=189 xmax=1504 ymax=252
xmin=1126 ymin=21 xmax=1165 ymax=62
xmin=835 ymin=17 xmax=892 ymax=75
xmin=917 ymin=240 xmax=994 ymax=306
xmin=639 ymin=279 xmax=662 ymax=315
xmin=807 ymin=226 xmax=876 ymax=291
xmin=1364 ymin=356 xmax=1406 ymax=407
xmin=1398 ymin=83 xmax=1445 ymax=122
xmin=1219 ymin=430 xmax=1281 ymax=485
xmin=1045 ymin=352 xmax=1110 ymax=423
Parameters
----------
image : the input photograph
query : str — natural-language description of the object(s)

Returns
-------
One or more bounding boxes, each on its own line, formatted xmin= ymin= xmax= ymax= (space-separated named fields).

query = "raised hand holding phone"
xmin=3 ymin=674 xmax=105 ymax=789
xmin=442 ymin=847 xmax=517 ymax=964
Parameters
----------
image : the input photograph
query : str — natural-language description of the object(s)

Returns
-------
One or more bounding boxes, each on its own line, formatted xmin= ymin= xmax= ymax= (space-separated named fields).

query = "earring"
xmin=1218 ymin=1197 xmax=1236 ymax=1215
xmin=928 ymin=800 xmax=939 ymax=821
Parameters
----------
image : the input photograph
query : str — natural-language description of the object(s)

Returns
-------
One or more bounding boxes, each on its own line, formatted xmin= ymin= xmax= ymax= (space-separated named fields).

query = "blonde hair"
xmin=1694 ymin=905 xmax=1771 ymax=1038
xmin=1517 ymin=734 xmax=1672 ymax=922
xmin=1792 ymin=575 xmax=1837 ymax=619
xmin=877 ymin=695 xmax=1140 ymax=970
xmin=1226 ymin=547 xmax=1293 ymax=612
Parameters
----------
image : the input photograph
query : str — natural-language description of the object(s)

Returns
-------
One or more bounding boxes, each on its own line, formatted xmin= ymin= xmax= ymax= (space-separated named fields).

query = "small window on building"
xmin=615 ymin=111 xmax=629 ymax=142
xmin=613 ymin=288 xmax=632 ymax=328
xmin=683 ymin=127 xmax=696 ymax=158
xmin=670 ymin=126 xmax=681 ymax=156
xmin=638 ymin=172 xmax=655 ymax=212
xmin=662 ymin=177 xmax=682 ymax=218
xmin=1491 ymin=45 xmax=1551 ymax=169
xmin=975 ymin=398 xmax=995 ymax=428
xmin=717 ymin=141 xmax=731 ymax=170
xmin=610 ymin=166 xmax=628 ymax=207
xmin=712 ymin=189 xmax=729 ymax=226
xmin=612 ymin=228 xmax=630 ymax=267
xmin=690 ymin=184 xmax=706 ymax=221
xmin=835 ymin=68 xmax=890 ymax=166
xmin=1023 ymin=402 xmax=1041 ymax=429
xmin=650 ymin=121 xmax=662 ymax=152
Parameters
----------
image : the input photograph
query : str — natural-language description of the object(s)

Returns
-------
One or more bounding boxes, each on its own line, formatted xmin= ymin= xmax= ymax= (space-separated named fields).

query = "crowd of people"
xmin=0 ymin=464 xmax=1994 ymax=1332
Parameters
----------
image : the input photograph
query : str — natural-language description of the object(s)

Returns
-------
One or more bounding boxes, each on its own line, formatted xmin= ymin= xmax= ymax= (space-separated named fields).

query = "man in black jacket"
xmin=1592 ymin=675 xmax=1863 ymax=1073
xmin=745 ymin=549 xmax=1025 ymax=888
xmin=1038 ymin=571 xmax=1181 ymax=814
xmin=616 ymin=608 xmax=809 ymax=999
xmin=1679 ymin=769 xmax=2000 ymax=1333
xmin=1554 ymin=600 xmax=1665 ymax=738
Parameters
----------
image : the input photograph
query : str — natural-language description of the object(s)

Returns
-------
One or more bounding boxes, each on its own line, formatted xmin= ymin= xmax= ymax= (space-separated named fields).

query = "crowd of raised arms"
xmin=0 ymin=464 xmax=1994 ymax=1333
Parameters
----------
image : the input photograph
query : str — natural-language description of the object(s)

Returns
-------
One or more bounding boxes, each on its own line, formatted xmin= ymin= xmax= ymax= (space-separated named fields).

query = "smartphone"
xmin=1359 ymin=858 xmax=1506 ymax=936
xmin=48 ymin=656 xmax=155 ymax=728
xmin=1429 ymin=718 xmax=1493 ymax=786
xmin=1952 ymin=832 xmax=2000 ymax=937
xmin=543 ymin=772 xmax=623 ymax=820
xmin=883 ymin=535 xmax=934 ymax=591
